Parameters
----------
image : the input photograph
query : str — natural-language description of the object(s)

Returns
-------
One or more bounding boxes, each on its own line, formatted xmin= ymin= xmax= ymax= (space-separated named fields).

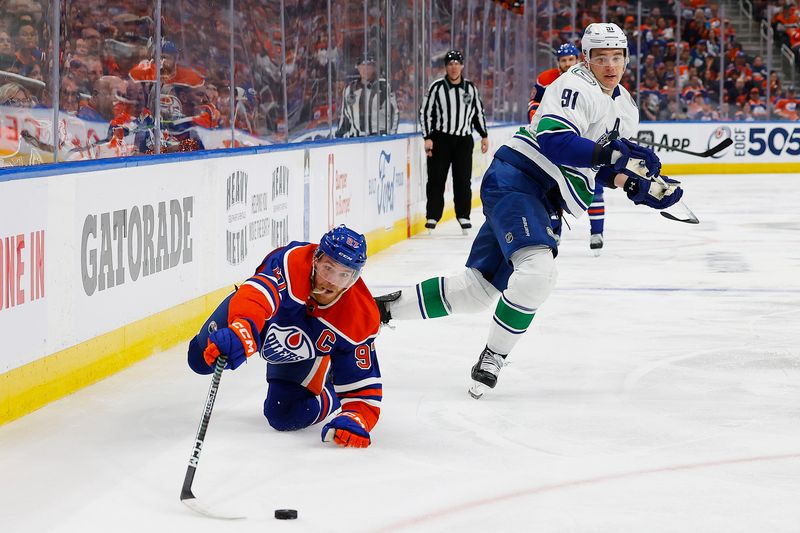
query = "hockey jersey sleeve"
xmin=419 ymin=80 xmax=440 ymax=139
xmin=330 ymin=340 xmax=382 ymax=432
xmin=227 ymin=250 xmax=284 ymax=333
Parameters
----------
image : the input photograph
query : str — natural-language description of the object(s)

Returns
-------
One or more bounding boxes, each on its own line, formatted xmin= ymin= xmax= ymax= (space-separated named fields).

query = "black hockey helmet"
xmin=443 ymin=50 xmax=463 ymax=65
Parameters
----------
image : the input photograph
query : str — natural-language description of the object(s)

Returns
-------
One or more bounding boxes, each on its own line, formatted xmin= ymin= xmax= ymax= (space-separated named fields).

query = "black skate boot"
xmin=468 ymin=346 xmax=507 ymax=399
xmin=374 ymin=290 xmax=401 ymax=325
xmin=590 ymin=233 xmax=603 ymax=257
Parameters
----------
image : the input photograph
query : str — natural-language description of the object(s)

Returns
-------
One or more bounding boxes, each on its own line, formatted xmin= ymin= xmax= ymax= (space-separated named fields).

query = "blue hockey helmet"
xmin=161 ymin=40 xmax=179 ymax=55
xmin=556 ymin=42 xmax=580 ymax=59
xmin=315 ymin=225 xmax=367 ymax=288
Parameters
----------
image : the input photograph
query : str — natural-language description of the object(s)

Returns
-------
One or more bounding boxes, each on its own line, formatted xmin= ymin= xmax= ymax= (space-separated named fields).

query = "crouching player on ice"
xmin=187 ymin=225 xmax=382 ymax=448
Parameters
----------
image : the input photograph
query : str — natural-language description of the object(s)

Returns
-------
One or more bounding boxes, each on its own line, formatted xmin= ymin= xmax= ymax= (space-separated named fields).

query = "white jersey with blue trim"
xmin=504 ymin=63 xmax=639 ymax=217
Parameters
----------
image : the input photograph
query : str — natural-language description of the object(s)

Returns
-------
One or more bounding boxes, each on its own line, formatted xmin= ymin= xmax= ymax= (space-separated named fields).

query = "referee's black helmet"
xmin=443 ymin=50 xmax=464 ymax=65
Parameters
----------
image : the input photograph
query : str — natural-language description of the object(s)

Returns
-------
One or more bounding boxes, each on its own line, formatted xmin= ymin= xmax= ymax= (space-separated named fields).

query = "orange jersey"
xmin=528 ymin=67 xmax=561 ymax=121
xmin=128 ymin=60 xmax=205 ymax=88
xmin=230 ymin=242 xmax=382 ymax=430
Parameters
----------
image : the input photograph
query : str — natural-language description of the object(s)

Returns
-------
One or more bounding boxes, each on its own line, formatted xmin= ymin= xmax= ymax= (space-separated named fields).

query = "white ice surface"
xmin=2 ymin=173 xmax=799 ymax=532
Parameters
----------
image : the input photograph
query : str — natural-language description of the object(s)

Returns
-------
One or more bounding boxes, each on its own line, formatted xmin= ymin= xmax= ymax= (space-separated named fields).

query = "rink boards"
xmin=0 ymin=130 xmax=498 ymax=425
xmin=1 ymin=121 xmax=798 ymax=425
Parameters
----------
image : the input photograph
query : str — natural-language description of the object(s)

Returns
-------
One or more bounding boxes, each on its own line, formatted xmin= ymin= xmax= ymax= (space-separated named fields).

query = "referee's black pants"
xmin=425 ymin=131 xmax=474 ymax=222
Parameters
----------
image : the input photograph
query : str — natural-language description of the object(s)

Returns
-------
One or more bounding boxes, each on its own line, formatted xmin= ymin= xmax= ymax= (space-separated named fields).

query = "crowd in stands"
xmin=536 ymin=0 xmax=798 ymax=122
xmin=1 ymin=0 xmax=798 ymax=167
xmin=752 ymin=1 xmax=800 ymax=67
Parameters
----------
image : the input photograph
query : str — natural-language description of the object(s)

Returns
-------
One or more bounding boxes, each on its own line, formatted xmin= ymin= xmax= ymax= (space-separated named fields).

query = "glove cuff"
xmin=593 ymin=142 xmax=614 ymax=166
xmin=230 ymin=318 xmax=260 ymax=358
xmin=339 ymin=411 xmax=369 ymax=431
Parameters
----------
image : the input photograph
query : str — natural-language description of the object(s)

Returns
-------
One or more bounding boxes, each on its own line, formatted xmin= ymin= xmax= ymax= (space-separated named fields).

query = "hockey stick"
xmin=180 ymin=353 xmax=245 ymax=520
xmin=635 ymin=137 xmax=732 ymax=158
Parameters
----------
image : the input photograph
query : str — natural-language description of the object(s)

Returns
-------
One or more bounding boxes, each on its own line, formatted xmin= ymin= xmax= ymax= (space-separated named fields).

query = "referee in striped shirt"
xmin=335 ymin=56 xmax=399 ymax=138
xmin=420 ymin=50 xmax=488 ymax=231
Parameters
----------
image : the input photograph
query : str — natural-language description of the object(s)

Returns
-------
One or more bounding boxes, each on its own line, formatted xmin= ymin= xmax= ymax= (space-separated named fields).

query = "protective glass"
xmin=313 ymin=253 xmax=360 ymax=289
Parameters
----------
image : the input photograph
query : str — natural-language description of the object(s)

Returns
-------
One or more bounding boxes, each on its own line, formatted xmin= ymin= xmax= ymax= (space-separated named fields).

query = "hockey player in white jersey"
xmin=375 ymin=23 xmax=685 ymax=398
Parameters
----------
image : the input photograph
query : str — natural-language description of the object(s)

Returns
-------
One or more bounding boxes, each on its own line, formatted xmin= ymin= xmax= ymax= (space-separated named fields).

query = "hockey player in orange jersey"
xmin=187 ymin=225 xmax=383 ymax=448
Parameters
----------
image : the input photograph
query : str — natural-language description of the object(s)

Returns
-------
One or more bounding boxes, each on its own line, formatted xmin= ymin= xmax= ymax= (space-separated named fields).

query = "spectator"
xmin=769 ymin=72 xmax=782 ymax=97
xmin=11 ymin=22 xmax=44 ymax=77
xmin=654 ymin=16 xmax=675 ymax=42
xmin=727 ymin=77 xmax=749 ymax=106
xmin=772 ymin=3 xmax=799 ymax=46
xmin=688 ymin=39 xmax=711 ymax=70
xmin=59 ymin=76 xmax=81 ymax=115
xmin=747 ymin=87 xmax=768 ymax=119
xmin=0 ymin=81 xmax=35 ymax=107
xmin=726 ymin=52 xmax=752 ymax=82
xmin=129 ymin=40 xmax=205 ymax=89
xmin=788 ymin=25 xmax=800 ymax=62
xmin=0 ymin=31 xmax=15 ymax=70
xmin=774 ymin=86 xmax=798 ymax=121
xmin=684 ymin=8 xmax=710 ymax=47
xmin=81 ymin=27 xmax=103 ymax=57
xmin=190 ymin=86 xmax=224 ymax=129
xmin=65 ymin=58 xmax=93 ymax=94
xmin=67 ymin=38 xmax=90 ymax=67
xmin=77 ymin=75 xmax=125 ymax=122
xmin=640 ymin=91 xmax=662 ymax=121
xmin=751 ymin=55 xmax=768 ymax=82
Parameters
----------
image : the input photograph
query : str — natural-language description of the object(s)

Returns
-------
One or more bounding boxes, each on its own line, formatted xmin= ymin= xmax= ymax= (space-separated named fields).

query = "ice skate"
xmin=590 ymin=233 xmax=603 ymax=257
xmin=425 ymin=219 xmax=437 ymax=234
xmin=468 ymin=346 xmax=507 ymax=399
xmin=457 ymin=218 xmax=472 ymax=235
xmin=374 ymin=290 xmax=401 ymax=326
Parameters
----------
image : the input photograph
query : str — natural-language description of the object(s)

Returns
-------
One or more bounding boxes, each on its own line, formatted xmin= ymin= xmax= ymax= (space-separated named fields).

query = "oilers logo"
xmin=261 ymin=324 xmax=315 ymax=363
xmin=708 ymin=126 xmax=732 ymax=159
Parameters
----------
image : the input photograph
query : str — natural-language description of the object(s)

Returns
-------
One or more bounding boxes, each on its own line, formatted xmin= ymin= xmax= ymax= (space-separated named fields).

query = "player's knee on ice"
xmin=263 ymin=380 xmax=333 ymax=431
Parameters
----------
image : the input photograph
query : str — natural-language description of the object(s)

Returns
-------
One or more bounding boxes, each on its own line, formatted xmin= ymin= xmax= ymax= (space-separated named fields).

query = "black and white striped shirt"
xmin=336 ymin=77 xmax=399 ymax=138
xmin=420 ymin=77 xmax=488 ymax=138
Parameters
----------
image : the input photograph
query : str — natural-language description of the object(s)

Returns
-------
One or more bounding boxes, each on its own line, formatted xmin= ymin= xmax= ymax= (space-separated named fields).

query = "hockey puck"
xmin=274 ymin=509 xmax=298 ymax=520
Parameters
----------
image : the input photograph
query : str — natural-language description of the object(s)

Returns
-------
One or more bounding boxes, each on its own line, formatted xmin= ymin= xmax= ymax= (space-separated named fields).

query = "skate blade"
xmin=592 ymin=248 xmax=602 ymax=257
xmin=468 ymin=381 xmax=486 ymax=399
xmin=461 ymin=228 xmax=469 ymax=236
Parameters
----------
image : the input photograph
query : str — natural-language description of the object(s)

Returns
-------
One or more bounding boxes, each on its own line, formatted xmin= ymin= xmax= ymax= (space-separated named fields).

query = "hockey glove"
xmin=623 ymin=174 xmax=684 ymax=210
xmin=203 ymin=318 xmax=260 ymax=370
xmin=608 ymin=138 xmax=661 ymax=178
xmin=321 ymin=411 xmax=371 ymax=448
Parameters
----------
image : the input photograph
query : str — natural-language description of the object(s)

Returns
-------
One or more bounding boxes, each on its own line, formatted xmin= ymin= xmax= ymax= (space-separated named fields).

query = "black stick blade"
xmin=699 ymin=138 xmax=732 ymax=158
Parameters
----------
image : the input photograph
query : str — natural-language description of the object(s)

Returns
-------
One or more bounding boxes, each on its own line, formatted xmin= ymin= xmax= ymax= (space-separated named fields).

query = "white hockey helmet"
xmin=581 ymin=23 xmax=628 ymax=60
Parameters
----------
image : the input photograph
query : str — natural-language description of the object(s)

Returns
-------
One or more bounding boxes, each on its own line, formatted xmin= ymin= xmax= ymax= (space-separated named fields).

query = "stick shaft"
xmin=635 ymin=137 xmax=732 ymax=158
xmin=180 ymin=354 xmax=228 ymax=500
